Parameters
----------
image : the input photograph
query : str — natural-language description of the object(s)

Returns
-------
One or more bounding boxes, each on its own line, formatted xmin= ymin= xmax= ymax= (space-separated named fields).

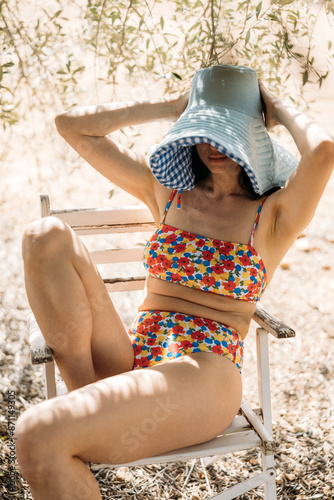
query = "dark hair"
xmin=191 ymin=146 xmax=260 ymax=200
xmin=190 ymin=146 xmax=280 ymax=200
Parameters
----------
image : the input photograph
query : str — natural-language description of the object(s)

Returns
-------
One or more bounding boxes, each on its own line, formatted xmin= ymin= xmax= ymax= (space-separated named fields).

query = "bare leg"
xmin=22 ymin=216 xmax=134 ymax=390
xmin=16 ymin=352 xmax=242 ymax=500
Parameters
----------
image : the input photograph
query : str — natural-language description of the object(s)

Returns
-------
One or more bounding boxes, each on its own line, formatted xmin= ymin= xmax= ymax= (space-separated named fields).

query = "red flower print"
xmin=250 ymin=268 xmax=258 ymax=277
xmin=135 ymin=324 xmax=145 ymax=334
xmin=203 ymin=250 xmax=214 ymax=260
xmin=172 ymin=325 xmax=184 ymax=335
xmin=175 ymin=313 xmax=185 ymax=321
xmin=152 ymin=346 xmax=163 ymax=357
xmin=240 ymin=255 xmax=251 ymax=266
xmin=197 ymin=239 xmax=205 ymax=248
xmin=147 ymin=337 xmax=157 ymax=346
xmin=168 ymin=343 xmax=180 ymax=353
xmin=220 ymin=243 xmax=234 ymax=254
xmin=151 ymin=313 xmax=163 ymax=322
xmin=180 ymin=340 xmax=193 ymax=350
xmin=204 ymin=319 xmax=217 ymax=330
xmin=184 ymin=266 xmax=195 ymax=276
xmin=224 ymin=261 xmax=235 ymax=271
xmin=137 ymin=357 xmax=150 ymax=368
xmin=228 ymin=344 xmax=237 ymax=355
xmin=152 ymin=264 xmax=165 ymax=274
xmin=150 ymin=242 xmax=159 ymax=251
xmin=174 ymin=243 xmax=187 ymax=253
xmin=171 ymin=273 xmax=182 ymax=282
xmin=162 ymin=257 xmax=173 ymax=269
xmin=212 ymin=345 xmax=223 ymax=354
xmin=165 ymin=234 xmax=177 ymax=243
xmin=193 ymin=317 xmax=205 ymax=327
xmin=155 ymin=255 xmax=172 ymax=269
xmin=179 ymin=257 xmax=190 ymax=267
xmin=201 ymin=276 xmax=216 ymax=287
xmin=223 ymin=281 xmax=236 ymax=291
xmin=191 ymin=331 xmax=206 ymax=341
xmin=211 ymin=264 xmax=225 ymax=274
xmin=142 ymin=317 xmax=154 ymax=327
xmin=147 ymin=257 xmax=156 ymax=267
xmin=181 ymin=231 xmax=195 ymax=241
xmin=150 ymin=324 xmax=161 ymax=333
xmin=133 ymin=345 xmax=142 ymax=355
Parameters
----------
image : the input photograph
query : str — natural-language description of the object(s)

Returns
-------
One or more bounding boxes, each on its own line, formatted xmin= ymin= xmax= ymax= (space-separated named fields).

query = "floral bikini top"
xmin=143 ymin=190 xmax=268 ymax=303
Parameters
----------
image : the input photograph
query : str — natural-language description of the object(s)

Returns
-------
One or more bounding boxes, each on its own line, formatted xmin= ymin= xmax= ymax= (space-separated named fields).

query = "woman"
xmin=16 ymin=65 xmax=334 ymax=499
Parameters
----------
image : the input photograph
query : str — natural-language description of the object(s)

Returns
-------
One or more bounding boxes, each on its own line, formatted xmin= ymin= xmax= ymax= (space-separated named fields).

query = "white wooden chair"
xmin=28 ymin=194 xmax=295 ymax=500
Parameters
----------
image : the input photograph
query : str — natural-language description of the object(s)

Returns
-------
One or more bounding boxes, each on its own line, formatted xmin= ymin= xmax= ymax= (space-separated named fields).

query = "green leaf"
xmin=278 ymin=0 xmax=295 ymax=6
xmin=73 ymin=66 xmax=85 ymax=74
xmin=172 ymin=72 xmax=182 ymax=80
xmin=160 ymin=16 xmax=164 ymax=29
xmin=245 ymin=29 xmax=251 ymax=46
xmin=266 ymin=13 xmax=280 ymax=22
xmin=302 ymin=70 xmax=308 ymax=86
xmin=256 ymin=1 xmax=262 ymax=19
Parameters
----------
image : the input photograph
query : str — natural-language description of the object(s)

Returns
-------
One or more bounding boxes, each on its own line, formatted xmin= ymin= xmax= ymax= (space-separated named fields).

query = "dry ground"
xmin=1 ymin=39 xmax=334 ymax=500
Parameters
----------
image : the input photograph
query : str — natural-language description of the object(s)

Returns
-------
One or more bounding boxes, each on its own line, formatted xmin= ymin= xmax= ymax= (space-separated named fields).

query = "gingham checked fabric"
xmin=149 ymin=136 xmax=260 ymax=194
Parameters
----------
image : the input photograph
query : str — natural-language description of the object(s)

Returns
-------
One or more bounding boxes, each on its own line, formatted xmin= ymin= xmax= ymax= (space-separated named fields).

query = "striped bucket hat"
xmin=149 ymin=64 xmax=298 ymax=196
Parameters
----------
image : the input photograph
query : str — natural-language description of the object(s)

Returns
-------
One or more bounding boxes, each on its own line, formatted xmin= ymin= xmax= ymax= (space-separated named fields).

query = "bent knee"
xmin=16 ymin=401 xmax=68 ymax=482
xmin=22 ymin=217 xmax=72 ymax=263
xmin=16 ymin=407 xmax=52 ymax=481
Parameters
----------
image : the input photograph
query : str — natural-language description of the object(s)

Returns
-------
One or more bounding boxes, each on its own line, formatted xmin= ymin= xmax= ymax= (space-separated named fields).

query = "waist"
xmin=139 ymin=276 xmax=256 ymax=339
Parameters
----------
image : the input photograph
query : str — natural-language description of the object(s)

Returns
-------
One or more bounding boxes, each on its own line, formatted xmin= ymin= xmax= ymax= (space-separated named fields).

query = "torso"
xmin=139 ymin=185 xmax=276 ymax=339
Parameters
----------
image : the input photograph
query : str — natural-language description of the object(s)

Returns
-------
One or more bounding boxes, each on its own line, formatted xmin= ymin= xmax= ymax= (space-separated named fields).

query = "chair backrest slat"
xmin=43 ymin=197 xmax=153 ymax=291
xmin=91 ymin=247 xmax=145 ymax=264
xmin=51 ymin=205 xmax=154 ymax=226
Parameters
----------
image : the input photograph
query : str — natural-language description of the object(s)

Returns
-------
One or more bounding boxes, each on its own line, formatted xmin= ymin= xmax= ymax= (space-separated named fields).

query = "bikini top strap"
xmin=161 ymin=190 xmax=178 ymax=223
xmin=249 ymin=197 xmax=267 ymax=246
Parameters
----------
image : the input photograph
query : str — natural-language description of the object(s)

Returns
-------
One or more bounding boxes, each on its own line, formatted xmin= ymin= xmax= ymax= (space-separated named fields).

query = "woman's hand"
xmin=258 ymin=80 xmax=283 ymax=131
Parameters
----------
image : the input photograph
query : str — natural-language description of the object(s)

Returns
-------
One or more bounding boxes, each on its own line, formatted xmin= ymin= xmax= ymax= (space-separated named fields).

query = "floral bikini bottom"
xmin=128 ymin=311 xmax=244 ymax=373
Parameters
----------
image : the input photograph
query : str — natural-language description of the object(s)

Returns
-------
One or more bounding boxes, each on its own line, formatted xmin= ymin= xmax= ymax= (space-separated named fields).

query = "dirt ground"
xmin=1 ymin=15 xmax=334 ymax=500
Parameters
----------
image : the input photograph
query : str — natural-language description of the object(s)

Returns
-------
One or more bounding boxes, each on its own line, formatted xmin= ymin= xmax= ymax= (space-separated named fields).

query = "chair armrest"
xmin=253 ymin=304 xmax=295 ymax=339
xmin=28 ymin=312 xmax=54 ymax=364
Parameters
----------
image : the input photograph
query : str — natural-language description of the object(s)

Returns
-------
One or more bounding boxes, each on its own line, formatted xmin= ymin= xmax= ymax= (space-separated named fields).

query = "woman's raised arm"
xmin=260 ymin=81 xmax=334 ymax=241
xmin=55 ymin=94 xmax=189 ymax=212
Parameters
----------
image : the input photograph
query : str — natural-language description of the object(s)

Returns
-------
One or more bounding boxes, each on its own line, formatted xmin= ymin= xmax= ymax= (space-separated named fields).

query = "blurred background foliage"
xmin=1 ymin=0 xmax=334 ymax=142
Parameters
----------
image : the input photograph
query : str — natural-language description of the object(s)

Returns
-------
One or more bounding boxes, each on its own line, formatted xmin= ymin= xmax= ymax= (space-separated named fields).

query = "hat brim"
xmin=149 ymin=105 xmax=298 ymax=195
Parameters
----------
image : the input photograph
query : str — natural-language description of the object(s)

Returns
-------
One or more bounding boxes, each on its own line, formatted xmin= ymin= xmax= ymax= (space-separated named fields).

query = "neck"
xmin=201 ymin=170 xmax=244 ymax=198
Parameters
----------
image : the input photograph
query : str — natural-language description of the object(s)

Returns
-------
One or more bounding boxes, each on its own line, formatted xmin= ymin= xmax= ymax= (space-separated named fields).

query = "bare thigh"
xmin=17 ymin=352 xmax=242 ymax=467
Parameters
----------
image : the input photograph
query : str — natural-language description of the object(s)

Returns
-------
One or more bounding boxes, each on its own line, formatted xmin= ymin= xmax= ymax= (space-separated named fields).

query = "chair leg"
xmin=262 ymin=454 xmax=277 ymax=500
xmin=256 ymin=328 xmax=273 ymax=433
xmin=256 ymin=328 xmax=277 ymax=499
